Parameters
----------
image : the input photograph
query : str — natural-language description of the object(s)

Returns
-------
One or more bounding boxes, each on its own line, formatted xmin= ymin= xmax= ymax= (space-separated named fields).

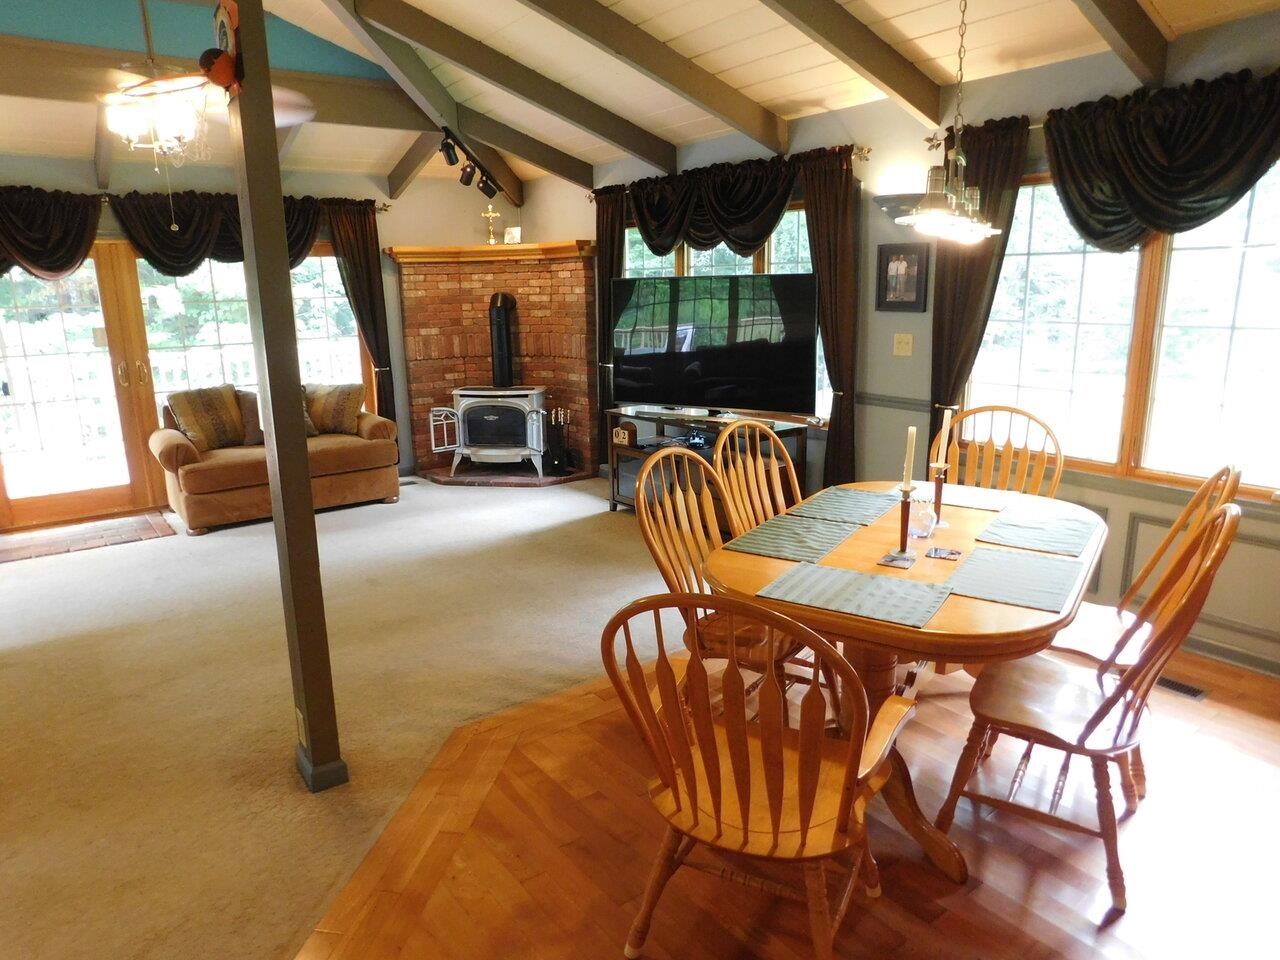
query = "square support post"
xmin=227 ymin=0 xmax=347 ymax=792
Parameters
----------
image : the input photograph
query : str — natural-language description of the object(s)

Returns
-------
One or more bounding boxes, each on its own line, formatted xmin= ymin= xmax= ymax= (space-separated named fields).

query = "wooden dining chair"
xmin=1050 ymin=465 xmax=1240 ymax=670
xmin=935 ymin=504 xmax=1240 ymax=913
xmin=930 ymin=405 xmax=1064 ymax=498
xmin=635 ymin=446 xmax=743 ymax=596
xmin=603 ymin=593 xmax=917 ymax=959
xmin=712 ymin=419 xmax=803 ymax=532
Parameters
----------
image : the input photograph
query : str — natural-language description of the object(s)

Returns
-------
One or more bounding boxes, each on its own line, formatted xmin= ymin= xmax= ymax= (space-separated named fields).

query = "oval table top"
xmin=704 ymin=480 xmax=1107 ymax=664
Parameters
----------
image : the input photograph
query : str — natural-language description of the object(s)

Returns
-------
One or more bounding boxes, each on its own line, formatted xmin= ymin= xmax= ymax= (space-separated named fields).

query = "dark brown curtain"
xmin=629 ymin=155 xmax=797 ymax=256
xmin=1045 ymin=69 xmax=1280 ymax=252
xmin=796 ymin=146 xmax=860 ymax=486
xmin=323 ymin=198 xmax=395 ymax=419
xmin=0 ymin=186 xmax=101 ymax=279
xmin=930 ymin=116 xmax=1030 ymax=435
xmin=109 ymin=191 xmax=321 ymax=276
xmin=592 ymin=184 xmax=628 ymax=460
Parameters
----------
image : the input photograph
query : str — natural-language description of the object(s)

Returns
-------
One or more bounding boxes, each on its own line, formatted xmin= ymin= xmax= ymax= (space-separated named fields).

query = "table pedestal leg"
xmin=836 ymin=638 xmax=969 ymax=885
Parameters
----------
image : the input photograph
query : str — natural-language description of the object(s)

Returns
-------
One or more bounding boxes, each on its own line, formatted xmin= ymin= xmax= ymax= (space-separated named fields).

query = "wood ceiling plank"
xmin=276 ymin=124 xmax=303 ymax=163
xmin=456 ymin=107 xmax=594 ymax=188
xmin=358 ymin=0 xmax=676 ymax=172
xmin=1069 ymin=0 xmax=1168 ymax=82
xmin=509 ymin=0 xmax=788 ymax=154
xmin=757 ymin=0 xmax=942 ymax=126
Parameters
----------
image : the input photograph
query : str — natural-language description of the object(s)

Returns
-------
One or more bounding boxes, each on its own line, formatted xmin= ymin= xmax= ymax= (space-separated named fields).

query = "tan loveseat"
xmin=149 ymin=391 xmax=400 ymax=535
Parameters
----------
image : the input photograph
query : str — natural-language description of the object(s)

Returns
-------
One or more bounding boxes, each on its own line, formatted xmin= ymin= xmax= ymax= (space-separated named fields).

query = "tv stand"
xmin=606 ymin=405 xmax=810 ymax=512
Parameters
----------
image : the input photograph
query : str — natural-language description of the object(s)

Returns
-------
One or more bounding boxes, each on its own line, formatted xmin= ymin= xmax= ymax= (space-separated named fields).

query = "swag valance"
xmin=109 ymin=191 xmax=322 ymax=276
xmin=1045 ymin=69 xmax=1280 ymax=252
xmin=0 ymin=186 xmax=101 ymax=280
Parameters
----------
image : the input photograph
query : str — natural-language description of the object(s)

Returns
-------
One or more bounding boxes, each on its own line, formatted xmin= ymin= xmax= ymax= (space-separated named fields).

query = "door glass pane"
xmin=0 ymin=262 xmax=131 ymax=498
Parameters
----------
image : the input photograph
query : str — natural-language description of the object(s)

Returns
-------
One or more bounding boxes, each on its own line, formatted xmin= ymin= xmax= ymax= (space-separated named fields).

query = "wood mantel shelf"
xmin=385 ymin=240 xmax=596 ymax=264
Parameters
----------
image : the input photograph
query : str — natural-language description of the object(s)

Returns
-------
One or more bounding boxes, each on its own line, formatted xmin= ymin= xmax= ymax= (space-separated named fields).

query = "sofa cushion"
xmin=307 ymin=434 xmax=399 ymax=477
xmin=177 ymin=434 xmax=398 ymax=494
xmin=168 ymin=384 xmax=245 ymax=452
xmin=306 ymin=382 xmax=365 ymax=435
xmin=238 ymin=390 xmax=264 ymax=445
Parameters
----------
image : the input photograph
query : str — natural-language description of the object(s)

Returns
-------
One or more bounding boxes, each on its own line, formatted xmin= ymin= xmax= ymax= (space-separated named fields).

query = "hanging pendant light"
xmin=896 ymin=0 xmax=1000 ymax=245
xmin=104 ymin=0 xmax=213 ymax=169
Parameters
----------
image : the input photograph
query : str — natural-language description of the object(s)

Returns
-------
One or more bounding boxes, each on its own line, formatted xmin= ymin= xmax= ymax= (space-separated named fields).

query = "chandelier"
xmin=104 ymin=0 xmax=213 ymax=168
xmin=895 ymin=0 xmax=1000 ymax=245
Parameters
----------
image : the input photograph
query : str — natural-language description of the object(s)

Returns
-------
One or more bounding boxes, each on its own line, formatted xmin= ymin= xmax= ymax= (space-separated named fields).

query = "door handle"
xmin=135 ymin=360 xmax=150 ymax=385
xmin=117 ymin=361 xmax=130 ymax=387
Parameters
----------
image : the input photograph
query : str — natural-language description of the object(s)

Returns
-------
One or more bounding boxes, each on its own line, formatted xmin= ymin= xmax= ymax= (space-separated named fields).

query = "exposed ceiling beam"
xmin=457 ymin=106 xmax=592 ymax=188
xmin=1069 ymin=0 xmax=1167 ymax=84
xmin=0 ymin=34 xmax=434 ymax=133
xmin=359 ymin=0 xmax=676 ymax=173
xmin=93 ymin=105 xmax=112 ymax=190
xmin=316 ymin=0 xmax=523 ymax=205
xmin=385 ymin=131 xmax=443 ymax=199
xmin=276 ymin=125 xmax=302 ymax=163
xmin=757 ymin=0 xmax=941 ymax=128
xmin=509 ymin=0 xmax=788 ymax=155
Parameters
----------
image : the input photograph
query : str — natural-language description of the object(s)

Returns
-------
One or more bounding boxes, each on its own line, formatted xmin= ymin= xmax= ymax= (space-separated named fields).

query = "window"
xmin=140 ymin=254 xmax=363 ymax=417
xmin=620 ymin=208 xmax=833 ymax=417
xmin=970 ymin=164 xmax=1279 ymax=495
xmin=969 ymin=184 xmax=1140 ymax=462
xmin=1144 ymin=164 xmax=1280 ymax=487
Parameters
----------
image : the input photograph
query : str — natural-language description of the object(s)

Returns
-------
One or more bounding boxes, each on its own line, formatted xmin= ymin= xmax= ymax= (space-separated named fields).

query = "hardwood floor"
xmin=293 ymin=651 xmax=1280 ymax=959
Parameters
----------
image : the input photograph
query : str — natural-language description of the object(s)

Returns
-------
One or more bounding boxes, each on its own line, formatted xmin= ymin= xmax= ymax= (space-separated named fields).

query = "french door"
xmin=0 ymin=241 xmax=163 ymax=530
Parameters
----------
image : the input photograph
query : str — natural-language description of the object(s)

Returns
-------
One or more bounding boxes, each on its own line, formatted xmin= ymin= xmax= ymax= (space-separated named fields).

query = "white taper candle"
xmin=903 ymin=425 xmax=916 ymax=486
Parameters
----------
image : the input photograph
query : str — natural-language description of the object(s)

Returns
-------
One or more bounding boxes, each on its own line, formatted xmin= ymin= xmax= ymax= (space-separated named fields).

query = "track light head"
xmin=459 ymin=162 xmax=476 ymax=187
xmin=478 ymin=176 xmax=498 ymax=199
xmin=440 ymin=137 xmax=459 ymax=166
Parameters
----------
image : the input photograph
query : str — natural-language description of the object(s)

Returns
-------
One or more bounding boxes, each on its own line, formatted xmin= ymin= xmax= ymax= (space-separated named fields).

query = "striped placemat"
xmin=758 ymin=563 xmax=952 ymax=628
xmin=976 ymin=511 xmax=1101 ymax=557
xmin=724 ymin=514 xmax=859 ymax=563
xmin=789 ymin=487 xmax=900 ymax=526
xmin=946 ymin=547 xmax=1086 ymax=612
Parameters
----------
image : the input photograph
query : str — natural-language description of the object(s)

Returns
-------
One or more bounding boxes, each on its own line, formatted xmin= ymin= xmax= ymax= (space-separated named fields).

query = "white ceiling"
xmin=1 ymin=0 xmax=1276 ymax=189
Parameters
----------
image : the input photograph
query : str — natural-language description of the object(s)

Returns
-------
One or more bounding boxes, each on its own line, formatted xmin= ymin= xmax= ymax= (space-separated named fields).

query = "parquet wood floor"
xmin=293 ymin=651 xmax=1280 ymax=959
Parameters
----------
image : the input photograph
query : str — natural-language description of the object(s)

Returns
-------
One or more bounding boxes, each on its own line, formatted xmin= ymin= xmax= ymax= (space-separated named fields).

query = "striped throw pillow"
xmin=168 ymin=384 xmax=245 ymax=452
xmin=305 ymin=383 xmax=365 ymax=435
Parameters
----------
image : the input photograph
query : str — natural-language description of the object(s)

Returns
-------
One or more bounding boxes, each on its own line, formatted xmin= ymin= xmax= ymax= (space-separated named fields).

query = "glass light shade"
xmin=104 ymin=75 xmax=209 ymax=159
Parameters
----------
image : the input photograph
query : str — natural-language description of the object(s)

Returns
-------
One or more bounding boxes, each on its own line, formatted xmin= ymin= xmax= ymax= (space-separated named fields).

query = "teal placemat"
xmin=976 ymin=511 xmax=1100 ymax=557
xmin=758 ymin=563 xmax=952 ymax=628
xmin=724 ymin=514 xmax=858 ymax=563
xmin=938 ymin=483 xmax=1015 ymax=512
xmin=947 ymin=547 xmax=1085 ymax=612
xmin=789 ymin=488 xmax=900 ymax=525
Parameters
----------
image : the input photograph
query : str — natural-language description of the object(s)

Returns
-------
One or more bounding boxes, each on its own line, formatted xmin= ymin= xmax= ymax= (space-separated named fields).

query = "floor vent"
xmin=1156 ymin=677 xmax=1208 ymax=700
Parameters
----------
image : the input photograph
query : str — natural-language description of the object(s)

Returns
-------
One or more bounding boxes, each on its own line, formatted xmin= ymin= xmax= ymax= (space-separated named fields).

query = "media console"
xmin=606 ymin=404 xmax=813 ymax=512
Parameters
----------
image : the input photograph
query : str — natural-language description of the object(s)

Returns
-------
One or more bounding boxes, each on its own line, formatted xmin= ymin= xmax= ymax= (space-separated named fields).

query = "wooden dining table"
xmin=703 ymin=480 xmax=1107 ymax=883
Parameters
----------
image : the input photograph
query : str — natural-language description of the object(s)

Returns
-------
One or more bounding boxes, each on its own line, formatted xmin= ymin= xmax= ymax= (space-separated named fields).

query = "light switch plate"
xmin=893 ymin=333 xmax=913 ymax=357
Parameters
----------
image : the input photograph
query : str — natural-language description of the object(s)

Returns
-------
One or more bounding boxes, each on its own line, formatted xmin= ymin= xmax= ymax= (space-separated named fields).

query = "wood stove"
xmin=431 ymin=386 xmax=546 ymax=477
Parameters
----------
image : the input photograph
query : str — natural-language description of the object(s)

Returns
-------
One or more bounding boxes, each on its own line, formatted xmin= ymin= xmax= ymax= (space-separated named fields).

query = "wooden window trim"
xmin=1007 ymin=176 xmax=1275 ymax=502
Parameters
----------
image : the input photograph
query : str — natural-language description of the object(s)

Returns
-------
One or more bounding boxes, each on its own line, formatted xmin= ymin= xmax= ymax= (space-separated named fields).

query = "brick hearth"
xmin=389 ymin=241 xmax=598 ymax=475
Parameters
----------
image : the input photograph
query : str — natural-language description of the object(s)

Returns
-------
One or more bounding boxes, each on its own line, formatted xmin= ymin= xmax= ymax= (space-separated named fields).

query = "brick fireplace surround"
xmin=389 ymin=241 xmax=598 ymax=476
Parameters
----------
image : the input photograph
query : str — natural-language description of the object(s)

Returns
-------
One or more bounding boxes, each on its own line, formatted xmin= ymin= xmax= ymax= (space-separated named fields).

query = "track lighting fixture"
xmin=459 ymin=162 xmax=476 ymax=186
xmin=440 ymin=137 xmax=459 ymax=166
xmin=478 ymin=176 xmax=498 ymax=199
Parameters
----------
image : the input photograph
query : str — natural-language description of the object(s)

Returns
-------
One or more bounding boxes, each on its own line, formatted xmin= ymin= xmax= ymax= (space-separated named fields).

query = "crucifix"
xmin=481 ymin=203 xmax=501 ymax=245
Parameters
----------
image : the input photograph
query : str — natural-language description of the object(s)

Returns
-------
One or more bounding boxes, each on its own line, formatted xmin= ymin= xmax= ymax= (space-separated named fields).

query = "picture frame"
xmin=875 ymin=242 xmax=930 ymax=312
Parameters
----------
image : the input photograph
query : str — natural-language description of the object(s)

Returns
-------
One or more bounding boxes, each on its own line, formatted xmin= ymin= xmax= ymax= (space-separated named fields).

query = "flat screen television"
xmin=610 ymin=273 xmax=817 ymax=415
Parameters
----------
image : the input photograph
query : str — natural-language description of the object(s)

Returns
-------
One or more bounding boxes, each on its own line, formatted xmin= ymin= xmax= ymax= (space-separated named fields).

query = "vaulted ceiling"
xmin=0 ymin=0 xmax=1275 ymax=203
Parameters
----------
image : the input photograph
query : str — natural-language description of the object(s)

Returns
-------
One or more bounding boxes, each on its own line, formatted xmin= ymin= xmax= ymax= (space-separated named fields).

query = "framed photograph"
xmin=876 ymin=243 xmax=929 ymax=312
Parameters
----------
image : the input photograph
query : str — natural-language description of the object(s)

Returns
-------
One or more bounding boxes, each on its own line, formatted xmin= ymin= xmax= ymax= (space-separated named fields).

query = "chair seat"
xmin=970 ymin=653 xmax=1145 ymax=755
xmin=1050 ymin=601 xmax=1145 ymax=668
xmin=648 ymin=723 xmax=870 ymax=861
xmin=688 ymin=610 xmax=804 ymax=670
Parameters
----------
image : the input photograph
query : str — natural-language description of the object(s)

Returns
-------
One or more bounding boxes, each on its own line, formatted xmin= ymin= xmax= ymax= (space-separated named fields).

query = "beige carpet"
xmin=0 ymin=478 xmax=663 ymax=960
